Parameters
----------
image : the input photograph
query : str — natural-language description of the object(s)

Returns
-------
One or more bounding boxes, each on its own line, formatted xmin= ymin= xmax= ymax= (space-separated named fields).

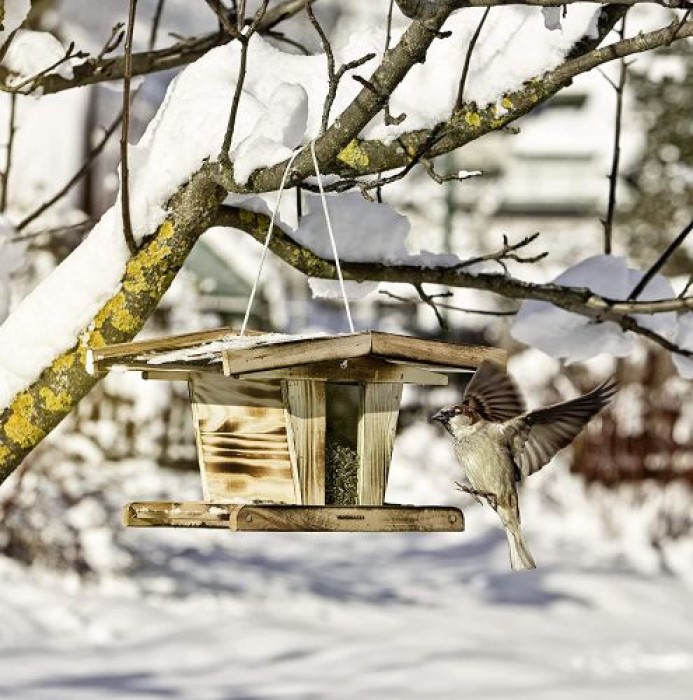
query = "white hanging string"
xmin=239 ymin=141 xmax=356 ymax=337
xmin=239 ymin=149 xmax=300 ymax=337
xmin=309 ymin=140 xmax=355 ymax=333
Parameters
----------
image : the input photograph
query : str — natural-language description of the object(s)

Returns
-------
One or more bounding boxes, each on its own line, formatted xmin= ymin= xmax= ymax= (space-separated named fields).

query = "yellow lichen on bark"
xmin=337 ymin=140 xmax=370 ymax=170
xmin=123 ymin=221 xmax=175 ymax=295
xmin=464 ymin=112 xmax=481 ymax=128
xmin=39 ymin=386 xmax=73 ymax=413
xmin=51 ymin=353 xmax=75 ymax=372
xmin=4 ymin=395 xmax=45 ymax=448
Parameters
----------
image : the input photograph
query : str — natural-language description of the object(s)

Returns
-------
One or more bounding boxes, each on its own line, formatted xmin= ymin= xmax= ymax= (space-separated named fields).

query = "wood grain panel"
xmin=190 ymin=374 xmax=298 ymax=504
xmin=223 ymin=331 xmax=505 ymax=375
xmin=123 ymin=502 xmax=465 ymax=532
xmin=357 ymin=383 xmax=403 ymax=506
xmin=283 ymin=380 xmax=326 ymax=505
xmin=237 ymin=357 xmax=448 ymax=385
xmin=370 ymin=333 xmax=507 ymax=369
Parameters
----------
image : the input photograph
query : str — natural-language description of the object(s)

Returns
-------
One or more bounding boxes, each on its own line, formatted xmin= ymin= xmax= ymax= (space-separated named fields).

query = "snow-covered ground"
xmin=1 ymin=424 xmax=692 ymax=699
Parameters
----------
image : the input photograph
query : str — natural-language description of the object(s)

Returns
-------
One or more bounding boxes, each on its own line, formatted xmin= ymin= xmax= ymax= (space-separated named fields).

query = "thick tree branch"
xmin=0 ymin=167 xmax=226 ymax=482
xmin=397 ymin=0 xmax=692 ymax=15
xmin=212 ymin=4 xmax=454 ymax=192
xmin=0 ymin=0 xmax=312 ymax=95
xmin=221 ymin=7 xmax=693 ymax=193
xmin=214 ymin=205 xmax=693 ymax=355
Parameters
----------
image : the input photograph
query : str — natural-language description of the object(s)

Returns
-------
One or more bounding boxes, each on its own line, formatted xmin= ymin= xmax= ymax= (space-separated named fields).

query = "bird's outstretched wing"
xmin=462 ymin=360 xmax=526 ymax=422
xmin=504 ymin=379 xmax=617 ymax=478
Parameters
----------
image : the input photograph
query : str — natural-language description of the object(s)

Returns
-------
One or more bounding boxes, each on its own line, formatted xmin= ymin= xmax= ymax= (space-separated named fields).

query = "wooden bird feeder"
xmin=91 ymin=329 xmax=505 ymax=533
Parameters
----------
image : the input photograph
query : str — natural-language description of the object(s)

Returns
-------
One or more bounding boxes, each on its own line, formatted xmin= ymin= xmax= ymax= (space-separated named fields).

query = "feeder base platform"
xmin=123 ymin=502 xmax=464 ymax=532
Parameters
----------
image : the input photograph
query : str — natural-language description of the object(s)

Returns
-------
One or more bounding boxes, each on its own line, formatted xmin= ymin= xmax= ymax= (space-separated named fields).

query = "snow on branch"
xmin=214 ymin=205 xmax=693 ymax=365
xmin=0 ymin=0 xmax=312 ymax=95
xmin=397 ymin=0 xmax=692 ymax=15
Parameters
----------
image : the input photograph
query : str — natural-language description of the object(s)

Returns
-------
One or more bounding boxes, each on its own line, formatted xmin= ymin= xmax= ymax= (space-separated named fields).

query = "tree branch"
xmin=120 ymin=0 xmax=138 ymax=255
xmin=0 ymin=0 xmax=312 ymax=95
xmin=213 ymin=205 xmax=693 ymax=357
xmin=0 ymin=94 xmax=17 ymax=213
xmin=0 ymin=166 xmax=226 ymax=482
xmin=212 ymin=4 xmax=454 ymax=192
xmin=628 ymin=218 xmax=693 ymax=300
xmin=219 ymin=0 xmax=269 ymax=161
xmin=455 ymin=6 xmax=490 ymax=109
xmin=603 ymin=14 xmax=627 ymax=254
xmin=398 ymin=0 xmax=692 ymax=13
xmin=221 ymin=8 xmax=693 ymax=194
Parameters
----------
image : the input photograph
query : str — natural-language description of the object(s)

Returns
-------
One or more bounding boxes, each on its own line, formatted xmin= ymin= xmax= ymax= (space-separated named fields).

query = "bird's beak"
xmin=430 ymin=410 xmax=445 ymax=424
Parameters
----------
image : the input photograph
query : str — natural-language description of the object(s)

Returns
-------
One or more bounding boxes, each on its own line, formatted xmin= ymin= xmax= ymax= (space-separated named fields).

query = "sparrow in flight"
xmin=431 ymin=361 xmax=616 ymax=571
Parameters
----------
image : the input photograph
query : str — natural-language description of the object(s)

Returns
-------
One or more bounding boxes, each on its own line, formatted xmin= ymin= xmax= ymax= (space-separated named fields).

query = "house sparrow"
xmin=431 ymin=361 xmax=617 ymax=571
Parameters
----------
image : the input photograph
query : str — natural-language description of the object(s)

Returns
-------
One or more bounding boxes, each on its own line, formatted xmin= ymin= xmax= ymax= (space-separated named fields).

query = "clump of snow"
xmin=0 ymin=9 xmax=611 ymax=410
xmin=0 ymin=207 xmax=130 ymax=406
xmin=511 ymin=255 xmax=677 ymax=364
xmin=308 ymin=278 xmax=378 ymax=300
xmin=293 ymin=192 xmax=410 ymax=263
xmin=362 ymin=6 xmax=600 ymax=141
xmin=0 ymin=0 xmax=30 ymax=46
xmin=2 ymin=30 xmax=74 ymax=84
xmin=232 ymin=83 xmax=308 ymax=184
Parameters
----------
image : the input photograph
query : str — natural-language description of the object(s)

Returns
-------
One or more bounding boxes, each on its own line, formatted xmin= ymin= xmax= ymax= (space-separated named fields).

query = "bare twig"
xmin=0 ymin=29 xmax=19 ymax=65
xmin=5 ymin=42 xmax=87 ymax=94
xmin=219 ymin=0 xmax=269 ymax=162
xmin=16 ymin=113 xmax=123 ymax=232
xmin=380 ymin=289 xmax=518 ymax=316
xmin=456 ymin=7 xmax=491 ymax=109
xmin=264 ymin=29 xmax=311 ymax=55
xmin=203 ymin=0 xmax=242 ymax=40
xmin=603 ymin=15 xmax=627 ymax=254
xmin=383 ymin=0 xmax=406 ymax=126
xmin=120 ymin=0 xmax=139 ymax=255
xmin=307 ymin=4 xmax=376 ymax=134
xmin=11 ymin=220 xmax=94 ymax=243
xmin=264 ymin=0 xmax=314 ymax=30
xmin=415 ymin=283 xmax=449 ymax=330
xmin=97 ymin=23 xmax=126 ymax=60
xmin=628 ymin=217 xmax=693 ymax=300
xmin=149 ymin=0 xmax=167 ymax=50
xmin=1 ymin=93 xmax=17 ymax=213
xmin=453 ymin=232 xmax=548 ymax=273
xmin=680 ymin=275 xmax=693 ymax=299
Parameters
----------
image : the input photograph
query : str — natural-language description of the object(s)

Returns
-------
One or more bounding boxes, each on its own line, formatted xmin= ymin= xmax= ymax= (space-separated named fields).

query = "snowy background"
xmin=0 ymin=0 xmax=692 ymax=698
xmin=1 ymin=421 xmax=693 ymax=699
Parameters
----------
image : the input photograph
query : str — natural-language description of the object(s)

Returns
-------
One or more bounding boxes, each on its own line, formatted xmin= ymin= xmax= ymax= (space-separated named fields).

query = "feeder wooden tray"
xmin=124 ymin=502 xmax=465 ymax=532
xmin=92 ymin=328 xmax=505 ymax=533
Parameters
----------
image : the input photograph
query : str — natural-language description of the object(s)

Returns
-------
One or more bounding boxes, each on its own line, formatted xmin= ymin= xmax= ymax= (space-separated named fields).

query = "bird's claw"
xmin=454 ymin=482 xmax=497 ymax=509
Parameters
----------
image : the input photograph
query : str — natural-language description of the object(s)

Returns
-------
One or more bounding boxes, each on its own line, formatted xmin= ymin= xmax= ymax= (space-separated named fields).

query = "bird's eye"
xmin=453 ymin=406 xmax=462 ymax=414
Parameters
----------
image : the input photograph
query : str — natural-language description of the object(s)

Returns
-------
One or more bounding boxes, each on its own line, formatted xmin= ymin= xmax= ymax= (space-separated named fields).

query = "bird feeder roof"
xmin=91 ymin=327 xmax=505 ymax=377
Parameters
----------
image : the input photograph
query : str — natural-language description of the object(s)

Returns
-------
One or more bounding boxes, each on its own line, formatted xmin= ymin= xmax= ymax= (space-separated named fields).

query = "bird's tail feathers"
xmin=506 ymin=526 xmax=536 ymax=571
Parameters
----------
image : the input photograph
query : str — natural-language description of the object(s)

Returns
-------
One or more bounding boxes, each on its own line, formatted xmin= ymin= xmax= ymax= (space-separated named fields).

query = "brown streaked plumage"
xmin=431 ymin=361 xmax=617 ymax=571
